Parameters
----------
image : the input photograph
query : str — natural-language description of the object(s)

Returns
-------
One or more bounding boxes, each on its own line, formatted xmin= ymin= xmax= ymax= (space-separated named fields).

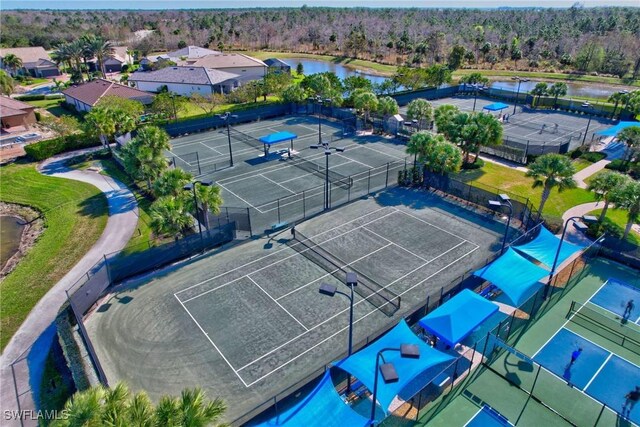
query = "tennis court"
xmin=84 ymin=189 xmax=502 ymax=421
xmin=464 ymin=405 xmax=514 ymax=427
xmin=589 ymin=278 xmax=640 ymax=325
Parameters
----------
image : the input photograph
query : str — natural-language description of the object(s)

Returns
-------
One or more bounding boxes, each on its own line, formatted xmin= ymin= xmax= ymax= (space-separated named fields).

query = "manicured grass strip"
xmin=572 ymin=158 xmax=593 ymax=172
xmin=588 ymin=207 xmax=640 ymax=245
xmin=26 ymin=98 xmax=68 ymax=117
xmin=455 ymin=161 xmax=596 ymax=219
xmin=0 ymin=162 xmax=108 ymax=351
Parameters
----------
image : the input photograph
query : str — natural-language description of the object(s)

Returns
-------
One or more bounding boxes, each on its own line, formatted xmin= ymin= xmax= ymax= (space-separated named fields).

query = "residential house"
xmin=0 ymin=96 xmax=37 ymax=129
xmin=89 ymin=46 xmax=133 ymax=74
xmin=264 ymin=58 xmax=291 ymax=74
xmin=128 ymin=66 xmax=239 ymax=96
xmin=62 ymin=78 xmax=154 ymax=112
xmin=140 ymin=45 xmax=220 ymax=70
xmin=188 ymin=53 xmax=267 ymax=84
xmin=0 ymin=47 xmax=60 ymax=77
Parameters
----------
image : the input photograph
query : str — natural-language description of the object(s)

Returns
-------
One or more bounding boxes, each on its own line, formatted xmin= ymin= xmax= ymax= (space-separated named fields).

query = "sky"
xmin=2 ymin=0 xmax=639 ymax=9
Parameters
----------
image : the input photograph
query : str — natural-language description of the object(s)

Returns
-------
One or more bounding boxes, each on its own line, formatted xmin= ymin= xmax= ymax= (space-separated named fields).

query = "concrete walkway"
xmin=0 ymin=147 xmax=139 ymax=426
xmin=573 ymin=137 xmax=626 ymax=189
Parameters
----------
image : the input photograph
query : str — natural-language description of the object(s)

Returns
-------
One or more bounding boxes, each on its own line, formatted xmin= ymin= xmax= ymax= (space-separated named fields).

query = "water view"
xmin=0 ymin=215 xmax=25 ymax=269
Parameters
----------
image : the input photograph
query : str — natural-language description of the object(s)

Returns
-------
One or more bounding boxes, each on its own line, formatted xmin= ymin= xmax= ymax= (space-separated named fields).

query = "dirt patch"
xmin=0 ymin=202 xmax=45 ymax=279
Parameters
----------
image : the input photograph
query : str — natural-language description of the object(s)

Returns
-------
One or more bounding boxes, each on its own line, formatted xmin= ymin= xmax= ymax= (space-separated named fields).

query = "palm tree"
xmin=608 ymin=91 xmax=627 ymax=119
xmin=61 ymin=40 xmax=86 ymax=83
xmin=530 ymin=82 xmax=548 ymax=108
xmin=406 ymin=98 xmax=434 ymax=130
xmin=154 ymin=168 xmax=194 ymax=198
xmin=2 ymin=53 xmax=23 ymax=76
xmin=83 ymin=35 xmax=115 ymax=78
xmin=150 ymin=196 xmax=193 ymax=239
xmin=525 ymin=153 xmax=577 ymax=214
xmin=464 ymin=112 xmax=503 ymax=164
xmin=193 ymin=184 xmax=223 ymax=229
xmin=121 ymin=126 xmax=171 ymax=189
xmin=353 ymin=91 xmax=378 ymax=129
xmin=617 ymin=126 xmax=640 ymax=165
xmin=51 ymin=43 xmax=73 ymax=74
xmin=84 ymin=107 xmax=116 ymax=147
xmin=0 ymin=70 xmax=14 ymax=95
xmin=434 ymin=104 xmax=460 ymax=133
xmin=421 ymin=134 xmax=463 ymax=176
xmin=177 ymin=388 xmax=227 ymax=427
xmin=611 ymin=180 xmax=640 ymax=240
xmin=547 ymin=82 xmax=568 ymax=109
xmin=406 ymin=131 xmax=431 ymax=169
xmin=377 ymin=96 xmax=399 ymax=120
xmin=587 ymin=171 xmax=630 ymax=222
xmin=56 ymin=384 xmax=104 ymax=426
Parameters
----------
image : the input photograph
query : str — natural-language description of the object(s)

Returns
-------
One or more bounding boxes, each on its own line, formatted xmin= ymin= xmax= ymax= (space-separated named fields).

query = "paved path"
xmin=573 ymin=137 xmax=626 ymax=189
xmin=0 ymin=147 xmax=138 ymax=426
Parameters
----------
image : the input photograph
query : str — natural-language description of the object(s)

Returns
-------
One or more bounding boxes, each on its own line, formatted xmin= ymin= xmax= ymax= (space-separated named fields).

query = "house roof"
xmin=166 ymin=46 xmax=220 ymax=59
xmin=188 ymin=53 xmax=267 ymax=69
xmin=63 ymin=78 xmax=154 ymax=107
xmin=264 ymin=58 xmax=290 ymax=67
xmin=129 ymin=66 xmax=239 ymax=85
xmin=0 ymin=96 xmax=34 ymax=118
xmin=0 ymin=47 xmax=52 ymax=66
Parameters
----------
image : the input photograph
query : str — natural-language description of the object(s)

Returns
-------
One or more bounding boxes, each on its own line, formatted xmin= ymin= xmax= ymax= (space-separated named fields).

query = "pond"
xmin=283 ymin=57 xmax=628 ymax=99
xmin=0 ymin=215 xmax=25 ymax=269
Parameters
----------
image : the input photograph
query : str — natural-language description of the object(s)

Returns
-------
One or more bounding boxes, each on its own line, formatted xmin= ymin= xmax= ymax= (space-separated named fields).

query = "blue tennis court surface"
xmin=591 ymin=279 xmax=640 ymax=324
xmin=465 ymin=405 xmax=513 ymax=426
xmin=534 ymin=328 xmax=640 ymax=424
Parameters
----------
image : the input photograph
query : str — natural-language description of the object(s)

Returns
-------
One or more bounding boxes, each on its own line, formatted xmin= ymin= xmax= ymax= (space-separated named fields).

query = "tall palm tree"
xmin=434 ymin=104 xmax=460 ymax=133
xmin=530 ymin=82 xmax=548 ymax=108
xmin=420 ymin=134 xmax=463 ymax=176
xmin=608 ymin=91 xmax=627 ymax=119
xmin=353 ymin=91 xmax=378 ymax=129
xmin=611 ymin=180 xmax=640 ymax=240
xmin=0 ymin=70 xmax=14 ymax=95
xmin=154 ymin=168 xmax=195 ymax=198
xmin=2 ymin=53 xmax=23 ymax=76
xmin=464 ymin=112 xmax=503 ymax=164
xmin=617 ymin=126 xmax=640 ymax=165
xmin=51 ymin=43 xmax=73 ymax=74
xmin=56 ymin=384 xmax=105 ymax=426
xmin=150 ymin=196 xmax=193 ymax=239
xmin=406 ymin=131 xmax=431 ymax=169
xmin=63 ymin=40 xmax=86 ymax=83
xmin=547 ymin=82 xmax=568 ymax=109
xmin=406 ymin=98 xmax=434 ymax=130
xmin=377 ymin=96 xmax=399 ymax=120
xmin=83 ymin=35 xmax=115 ymax=78
xmin=525 ymin=153 xmax=577 ymax=214
xmin=193 ymin=184 xmax=223 ymax=229
xmin=587 ymin=171 xmax=629 ymax=222
xmin=178 ymin=388 xmax=227 ymax=427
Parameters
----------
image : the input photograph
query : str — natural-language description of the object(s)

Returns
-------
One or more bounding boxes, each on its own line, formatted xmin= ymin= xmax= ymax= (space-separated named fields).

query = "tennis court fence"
xmin=290 ymin=230 xmax=401 ymax=317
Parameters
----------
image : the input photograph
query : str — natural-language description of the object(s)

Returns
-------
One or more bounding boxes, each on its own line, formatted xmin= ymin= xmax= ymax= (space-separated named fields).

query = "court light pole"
xmin=581 ymin=102 xmax=594 ymax=146
xmin=543 ymin=214 xmax=597 ymax=299
xmin=512 ymin=76 xmax=530 ymax=115
xmin=310 ymin=142 xmax=345 ymax=210
xmin=370 ymin=345 xmax=420 ymax=426
xmin=488 ymin=194 xmax=513 ymax=254
xmin=218 ymin=112 xmax=238 ymax=167
xmin=319 ymin=272 xmax=358 ymax=392
xmin=183 ymin=179 xmax=214 ymax=247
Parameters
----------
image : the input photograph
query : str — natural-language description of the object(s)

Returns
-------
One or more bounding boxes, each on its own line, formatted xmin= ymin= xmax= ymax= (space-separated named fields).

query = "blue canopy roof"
xmin=335 ymin=320 xmax=454 ymax=417
xmin=594 ymin=121 xmax=640 ymax=137
xmin=474 ymin=248 xmax=548 ymax=306
xmin=259 ymin=131 xmax=298 ymax=146
xmin=418 ymin=289 xmax=499 ymax=347
xmin=253 ymin=371 xmax=370 ymax=426
xmin=512 ymin=226 xmax=583 ymax=269
xmin=483 ymin=102 xmax=510 ymax=111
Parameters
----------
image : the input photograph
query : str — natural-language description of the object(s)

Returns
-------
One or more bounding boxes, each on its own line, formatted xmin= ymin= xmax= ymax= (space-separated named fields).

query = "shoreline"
xmin=0 ymin=202 xmax=44 ymax=279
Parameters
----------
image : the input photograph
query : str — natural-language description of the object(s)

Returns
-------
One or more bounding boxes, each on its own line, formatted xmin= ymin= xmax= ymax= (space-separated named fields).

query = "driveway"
xmin=0 ymin=147 xmax=138 ymax=426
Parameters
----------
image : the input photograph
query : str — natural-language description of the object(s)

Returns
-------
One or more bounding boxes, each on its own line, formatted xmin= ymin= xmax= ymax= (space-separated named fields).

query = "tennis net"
xmin=291 ymin=157 xmax=353 ymax=189
xmin=229 ymin=128 xmax=264 ymax=152
xmin=289 ymin=230 xmax=401 ymax=317
xmin=567 ymin=301 xmax=640 ymax=354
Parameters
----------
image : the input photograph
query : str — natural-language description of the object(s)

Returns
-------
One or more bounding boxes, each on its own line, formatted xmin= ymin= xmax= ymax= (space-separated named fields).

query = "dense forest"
xmin=2 ymin=5 xmax=640 ymax=77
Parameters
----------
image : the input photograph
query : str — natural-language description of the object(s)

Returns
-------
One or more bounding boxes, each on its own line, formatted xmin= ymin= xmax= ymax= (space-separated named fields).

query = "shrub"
xmin=580 ymin=152 xmax=607 ymax=163
xmin=24 ymin=133 xmax=101 ymax=161
xmin=462 ymin=158 xmax=485 ymax=170
xmin=15 ymin=94 xmax=46 ymax=101
xmin=568 ymin=147 xmax=584 ymax=159
xmin=543 ymin=216 xmax=564 ymax=234
xmin=34 ymin=111 xmax=41 ymax=122
xmin=586 ymin=219 xmax=622 ymax=241
xmin=604 ymin=159 xmax=629 ymax=172
xmin=629 ymin=162 xmax=640 ymax=180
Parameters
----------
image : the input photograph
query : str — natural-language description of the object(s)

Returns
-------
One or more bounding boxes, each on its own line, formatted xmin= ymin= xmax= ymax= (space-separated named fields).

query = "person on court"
xmin=624 ymin=299 xmax=635 ymax=319
xmin=623 ymin=386 xmax=640 ymax=417
xmin=569 ymin=348 xmax=582 ymax=367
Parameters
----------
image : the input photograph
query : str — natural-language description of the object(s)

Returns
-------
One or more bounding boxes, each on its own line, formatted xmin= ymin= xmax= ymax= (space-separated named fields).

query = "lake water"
xmin=284 ymin=58 xmax=624 ymax=99
xmin=0 ymin=216 xmax=25 ymax=269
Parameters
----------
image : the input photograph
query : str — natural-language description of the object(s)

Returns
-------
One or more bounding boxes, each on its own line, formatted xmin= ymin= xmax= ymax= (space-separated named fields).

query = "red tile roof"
xmin=63 ymin=79 xmax=153 ymax=107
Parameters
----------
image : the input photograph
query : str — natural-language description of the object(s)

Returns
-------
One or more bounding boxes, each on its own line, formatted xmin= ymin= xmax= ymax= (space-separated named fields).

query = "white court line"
xmin=358 ymin=143 xmax=406 ymax=161
xmin=216 ymin=182 xmax=264 ymax=213
xmin=246 ymin=276 xmax=308 ymax=331
xmin=174 ymin=295 xmax=249 ymax=387
xmin=583 ymin=353 xmax=613 ymax=391
xmin=175 ymin=207 xmax=395 ymax=299
xmin=463 ymin=407 xmax=485 ymax=427
xmin=260 ymin=173 xmax=296 ymax=195
xmin=166 ymin=149 xmax=195 ymax=166
xmin=199 ymin=142 xmax=223 ymax=155
xmin=393 ymin=209 xmax=475 ymax=247
xmin=180 ymin=211 xmax=399 ymax=304
xmin=362 ymin=226 xmax=430 ymax=263
xmin=239 ymin=247 xmax=479 ymax=387
xmin=564 ymin=327 xmax=640 ymax=369
xmin=335 ymin=153 xmax=374 ymax=170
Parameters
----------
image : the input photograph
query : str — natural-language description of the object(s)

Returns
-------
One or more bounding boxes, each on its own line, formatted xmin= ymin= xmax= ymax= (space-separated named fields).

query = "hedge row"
xmin=24 ymin=134 xmax=101 ymax=161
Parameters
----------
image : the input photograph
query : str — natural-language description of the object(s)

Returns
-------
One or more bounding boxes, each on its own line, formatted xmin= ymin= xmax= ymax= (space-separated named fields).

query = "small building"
xmin=0 ymin=96 xmax=37 ymax=129
xmin=188 ymin=53 xmax=267 ymax=84
xmin=264 ymin=58 xmax=291 ymax=74
xmin=62 ymin=78 xmax=154 ymax=112
xmin=0 ymin=47 xmax=60 ymax=78
xmin=128 ymin=66 xmax=240 ymax=96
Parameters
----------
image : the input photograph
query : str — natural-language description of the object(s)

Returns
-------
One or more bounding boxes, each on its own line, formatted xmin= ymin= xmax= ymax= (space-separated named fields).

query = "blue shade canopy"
xmin=418 ymin=289 xmax=499 ymax=347
xmin=335 ymin=320 xmax=454 ymax=417
xmin=483 ymin=102 xmax=509 ymax=111
xmin=253 ymin=371 xmax=370 ymax=427
xmin=259 ymin=131 xmax=298 ymax=146
xmin=474 ymin=248 xmax=549 ymax=305
xmin=594 ymin=121 xmax=640 ymax=137
xmin=512 ymin=226 xmax=584 ymax=269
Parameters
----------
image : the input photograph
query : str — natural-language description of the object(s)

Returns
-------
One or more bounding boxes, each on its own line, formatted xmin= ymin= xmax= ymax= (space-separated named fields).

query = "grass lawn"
xmin=18 ymin=77 xmax=49 ymax=87
xmin=572 ymin=158 xmax=593 ymax=172
xmin=0 ymin=162 xmax=108 ymax=351
xmin=177 ymin=97 xmax=282 ymax=120
xmin=455 ymin=161 xmax=595 ymax=219
xmin=588 ymin=207 xmax=640 ymax=245
xmin=26 ymin=98 xmax=68 ymax=117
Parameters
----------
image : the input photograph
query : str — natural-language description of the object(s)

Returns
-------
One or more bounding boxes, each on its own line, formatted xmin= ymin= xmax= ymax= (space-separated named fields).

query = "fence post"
xmin=195 ymin=151 xmax=202 ymax=175
xmin=246 ymin=207 xmax=253 ymax=237
xmin=530 ymin=364 xmax=542 ymax=394
xmin=385 ymin=163 xmax=390 ymax=188
xmin=470 ymin=342 xmax=477 ymax=374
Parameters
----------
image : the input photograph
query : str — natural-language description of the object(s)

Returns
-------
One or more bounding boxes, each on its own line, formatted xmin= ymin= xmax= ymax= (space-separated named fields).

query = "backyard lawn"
xmin=588 ymin=207 xmax=640 ymax=245
xmin=0 ymin=162 xmax=108 ymax=350
xmin=27 ymin=98 xmax=68 ymax=117
xmin=177 ymin=96 xmax=282 ymax=120
xmin=456 ymin=161 xmax=595 ymax=219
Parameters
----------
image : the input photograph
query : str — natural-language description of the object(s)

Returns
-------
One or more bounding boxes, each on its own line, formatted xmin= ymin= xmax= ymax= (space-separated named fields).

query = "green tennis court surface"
xmin=84 ymin=189 xmax=503 ymax=421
